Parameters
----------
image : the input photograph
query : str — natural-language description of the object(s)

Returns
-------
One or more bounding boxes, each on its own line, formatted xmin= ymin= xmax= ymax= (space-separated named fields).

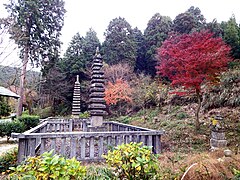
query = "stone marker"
xmin=210 ymin=115 xmax=227 ymax=150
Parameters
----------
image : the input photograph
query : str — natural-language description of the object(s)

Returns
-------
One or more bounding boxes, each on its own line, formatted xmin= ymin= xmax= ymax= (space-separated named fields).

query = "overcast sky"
xmin=1 ymin=0 xmax=240 ymax=68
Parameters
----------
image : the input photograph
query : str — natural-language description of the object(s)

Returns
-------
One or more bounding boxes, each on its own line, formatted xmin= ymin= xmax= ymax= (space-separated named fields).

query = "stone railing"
xmin=12 ymin=118 xmax=164 ymax=162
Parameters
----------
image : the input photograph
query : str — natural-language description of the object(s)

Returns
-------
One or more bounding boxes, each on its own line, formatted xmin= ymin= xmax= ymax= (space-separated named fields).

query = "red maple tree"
xmin=104 ymin=78 xmax=132 ymax=105
xmin=156 ymin=31 xmax=232 ymax=130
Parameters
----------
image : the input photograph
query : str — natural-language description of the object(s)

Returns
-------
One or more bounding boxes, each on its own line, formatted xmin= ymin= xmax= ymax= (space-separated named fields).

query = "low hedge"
xmin=0 ymin=120 xmax=25 ymax=141
xmin=0 ymin=148 xmax=18 ymax=173
xmin=18 ymin=114 xmax=40 ymax=130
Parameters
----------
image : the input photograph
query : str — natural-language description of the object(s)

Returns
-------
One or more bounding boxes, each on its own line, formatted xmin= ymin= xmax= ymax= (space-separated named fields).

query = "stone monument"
xmin=88 ymin=48 xmax=107 ymax=127
xmin=72 ymin=75 xmax=81 ymax=117
xmin=210 ymin=115 xmax=227 ymax=150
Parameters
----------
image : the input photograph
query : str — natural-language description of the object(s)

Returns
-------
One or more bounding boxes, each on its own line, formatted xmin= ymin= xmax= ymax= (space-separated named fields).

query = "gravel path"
xmin=0 ymin=137 xmax=18 ymax=155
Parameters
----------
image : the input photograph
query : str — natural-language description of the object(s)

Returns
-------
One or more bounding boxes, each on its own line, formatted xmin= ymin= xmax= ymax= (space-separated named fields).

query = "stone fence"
xmin=12 ymin=118 xmax=164 ymax=162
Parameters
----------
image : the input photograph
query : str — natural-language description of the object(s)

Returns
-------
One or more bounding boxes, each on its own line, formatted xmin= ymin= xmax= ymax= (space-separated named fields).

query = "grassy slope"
xmin=107 ymin=104 xmax=240 ymax=179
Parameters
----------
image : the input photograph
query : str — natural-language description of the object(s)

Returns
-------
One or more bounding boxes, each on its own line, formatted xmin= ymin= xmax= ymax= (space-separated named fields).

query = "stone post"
xmin=210 ymin=115 xmax=227 ymax=150
xmin=88 ymin=47 xmax=107 ymax=127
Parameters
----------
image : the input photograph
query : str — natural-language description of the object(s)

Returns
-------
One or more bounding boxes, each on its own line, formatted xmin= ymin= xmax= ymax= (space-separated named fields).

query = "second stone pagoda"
xmin=88 ymin=48 xmax=107 ymax=127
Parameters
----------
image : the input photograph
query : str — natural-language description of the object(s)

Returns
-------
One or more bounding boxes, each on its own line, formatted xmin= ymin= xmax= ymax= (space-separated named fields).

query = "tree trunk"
xmin=195 ymin=91 xmax=201 ymax=131
xmin=17 ymin=45 xmax=28 ymax=117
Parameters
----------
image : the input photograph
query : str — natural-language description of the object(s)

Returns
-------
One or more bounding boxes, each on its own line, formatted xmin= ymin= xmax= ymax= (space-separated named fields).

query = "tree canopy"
xmin=102 ymin=17 xmax=137 ymax=67
xmin=6 ymin=0 xmax=66 ymax=67
xmin=173 ymin=6 xmax=206 ymax=34
xmin=156 ymin=31 xmax=232 ymax=130
xmin=144 ymin=13 xmax=172 ymax=76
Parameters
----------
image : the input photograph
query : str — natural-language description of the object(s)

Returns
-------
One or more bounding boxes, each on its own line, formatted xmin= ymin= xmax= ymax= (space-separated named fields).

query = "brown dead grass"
xmin=157 ymin=150 xmax=240 ymax=180
xmin=180 ymin=150 xmax=240 ymax=180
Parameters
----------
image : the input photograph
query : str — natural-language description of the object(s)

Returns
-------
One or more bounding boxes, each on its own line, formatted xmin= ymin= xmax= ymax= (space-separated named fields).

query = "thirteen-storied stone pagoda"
xmin=72 ymin=75 xmax=81 ymax=117
xmin=88 ymin=48 xmax=107 ymax=127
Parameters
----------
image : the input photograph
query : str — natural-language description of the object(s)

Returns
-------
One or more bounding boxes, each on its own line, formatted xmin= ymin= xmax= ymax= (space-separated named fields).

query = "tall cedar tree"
xmin=102 ymin=17 xmax=137 ymax=67
xmin=6 ymin=0 xmax=65 ymax=116
xmin=156 ymin=31 xmax=232 ymax=131
xmin=144 ymin=13 xmax=172 ymax=76
xmin=173 ymin=6 xmax=206 ymax=34
xmin=221 ymin=15 xmax=240 ymax=59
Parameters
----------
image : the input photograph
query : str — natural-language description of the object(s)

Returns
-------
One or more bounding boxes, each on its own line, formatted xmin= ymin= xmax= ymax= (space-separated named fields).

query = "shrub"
xmin=103 ymin=142 xmax=159 ymax=180
xmin=34 ymin=107 xmax=52 ymax=119
xmin=18 ymin=114 xmax=40 ymax=130
xmin=176 ymin=112 xmax=188 ymax=119
xmin=9 ymin=150 xmax=86 ymax=179
xmin=79 ymin=111 xmax=90 ymax=118
xmin=0 ymin=120 xmax=25 ymax=141
xmin=0 ymin=97 xmax=11 ymax=118
xmin=86 ymin=166 xmax=116 ymax=180
xmin=0 ymin=148 xmax=18 ymax=173
xmin=233 ymin=168 xmax=240 ymax=179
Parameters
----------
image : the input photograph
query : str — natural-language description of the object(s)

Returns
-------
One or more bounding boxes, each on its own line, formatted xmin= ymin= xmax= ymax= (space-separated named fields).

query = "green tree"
xmin=206 ymin=19 xmax=223 ymax=37
xmin=83 ymin=28 xmax=101 ymax=63
xmin=144 ymin=13 xmax=172 ymax=76
xmin=132 ymin=27 xmax=146 ymax=73
xmin=61 ymin=33 xmax=86 ymax=77
xmin=102 ymin=17 xmax=137 ymax=67
xmin=221 ymin=15 xmax=240 ymax=59
xmin=173 ymin=6 xmax=206 ymax=34
xmin=5 ymin=0 xmax=65 ymax=116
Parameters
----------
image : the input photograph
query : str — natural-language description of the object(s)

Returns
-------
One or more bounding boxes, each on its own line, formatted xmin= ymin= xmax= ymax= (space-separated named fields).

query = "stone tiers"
xmin=88 ymin=48 xmax=107 ymax=126
xmin=72 ymin=75 xmax=81 ymax=117
xmin=210 ymin=130 xmax=227 ymax=149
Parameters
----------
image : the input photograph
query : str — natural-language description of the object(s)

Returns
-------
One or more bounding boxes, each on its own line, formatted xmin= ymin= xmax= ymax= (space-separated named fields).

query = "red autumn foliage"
xmin=104 ymin=78 xmax=132 ymax=105
xmin=156 ymin=31 xmax=232 ymax=94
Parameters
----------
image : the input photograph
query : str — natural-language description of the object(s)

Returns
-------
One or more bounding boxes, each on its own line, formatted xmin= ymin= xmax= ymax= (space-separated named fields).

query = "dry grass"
xmin=157 ymin=150 xmax=240 ymax=180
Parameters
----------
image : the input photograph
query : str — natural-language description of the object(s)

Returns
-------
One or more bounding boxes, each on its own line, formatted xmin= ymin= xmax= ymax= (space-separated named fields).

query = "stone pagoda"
xmin=72 ymin=75 xmax=81 ymax=117
xmin=88 ymin=48 xmax=107 ymax=127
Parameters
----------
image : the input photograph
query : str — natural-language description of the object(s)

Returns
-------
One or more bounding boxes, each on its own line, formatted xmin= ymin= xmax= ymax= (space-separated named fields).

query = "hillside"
xmin=0 ymin=65 xmax=40 ymax=88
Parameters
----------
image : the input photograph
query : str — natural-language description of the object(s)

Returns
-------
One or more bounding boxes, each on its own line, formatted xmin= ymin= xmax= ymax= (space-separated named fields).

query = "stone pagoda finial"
xmin=76 ymin=75 xmax=79 ymax=83
xmin=94 ymin=47 xmax=101 ymax=59
xmin=95 ymin=47 xmax=99 ymax=55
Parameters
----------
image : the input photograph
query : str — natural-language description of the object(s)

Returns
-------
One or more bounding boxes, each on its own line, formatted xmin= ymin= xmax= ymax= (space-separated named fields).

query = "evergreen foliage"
xmin=221 ymin=15 xmax=240 ymax=59
xmin=173 ymin=6 xmax=206 ymax=34
xmin=6 ymin=0 xmax=66 ymax=67
xmin=0 ymin=96 xmax=11 ymax=118
xmin=102 ymin=17 xmax=137 ymax=67
xmin=144 ymin=13 xmax=172 ymax=76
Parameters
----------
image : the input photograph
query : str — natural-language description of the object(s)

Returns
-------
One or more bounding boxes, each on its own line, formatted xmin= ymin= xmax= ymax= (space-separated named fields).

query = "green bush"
xmin=0 ymin=120 xmax=25 ymax=141
xmin=0 ymin=148 xmax=18 ymax=173
xmin=34 ymin=107 xmax=52 ymax=119
xmin=79 ymin=111 xmax=90 ymax=118
xmin=176 ymin=112 xmax=188 ymax=119
xmin=86 ymin=166 xmax=116 ymax=180
xmin=9 ymin=150 xmax=86 ymax=180
xmin=103 ymin=142 xmax=159 ymax=180
xmin=18 ymin=115 xmax=40 ymax=130
xmin=0 ymin=96 xmax=11 ymax=118
xmin=233 ymin=168 xmax=240 ymax=180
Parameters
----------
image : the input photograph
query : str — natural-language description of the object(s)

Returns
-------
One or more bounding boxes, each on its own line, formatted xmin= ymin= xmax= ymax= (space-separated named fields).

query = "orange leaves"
xmin=104 ymin=79 xmax=132 ymax=105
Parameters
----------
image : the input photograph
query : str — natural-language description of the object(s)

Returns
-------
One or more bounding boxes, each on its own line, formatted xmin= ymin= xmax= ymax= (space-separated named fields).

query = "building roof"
xmin=0 ymin=86 xmax=20 ymax=99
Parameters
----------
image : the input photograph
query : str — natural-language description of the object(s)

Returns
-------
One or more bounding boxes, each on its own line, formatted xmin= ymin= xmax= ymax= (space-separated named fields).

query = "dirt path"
xmin=0 ymin=137 xmax=18 ymax=155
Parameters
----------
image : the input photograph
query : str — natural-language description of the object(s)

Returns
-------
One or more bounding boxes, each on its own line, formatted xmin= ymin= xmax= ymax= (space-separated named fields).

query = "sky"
xmin=0 ymin=0 xmax=240 ymax=69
